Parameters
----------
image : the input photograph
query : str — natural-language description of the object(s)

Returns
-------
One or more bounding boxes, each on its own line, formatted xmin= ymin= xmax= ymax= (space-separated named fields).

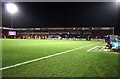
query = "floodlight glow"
xmin=6 ymin=3 xmax=18 ymax=14
xmin=117 ymin=0 xmax=120 ymax=2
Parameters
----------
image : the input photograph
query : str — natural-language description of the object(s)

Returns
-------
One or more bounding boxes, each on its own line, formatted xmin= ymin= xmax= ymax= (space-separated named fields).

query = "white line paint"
xmin=0 ymin=43 xmax=100 ymax=71
xmin=87 ymin=46 xmax=99 ymax=52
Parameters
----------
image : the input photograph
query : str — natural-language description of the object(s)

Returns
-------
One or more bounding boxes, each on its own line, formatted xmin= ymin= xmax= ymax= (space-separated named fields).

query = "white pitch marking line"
xmin=87 ymin=46 xmax=99 ymax=52
xmin=0 ymin=43 xmax=100 ymax=71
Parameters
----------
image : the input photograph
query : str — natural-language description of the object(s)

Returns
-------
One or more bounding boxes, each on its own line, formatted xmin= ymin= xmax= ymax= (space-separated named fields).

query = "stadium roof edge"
xmin=0 ymin=26 xmax=114 ymax=31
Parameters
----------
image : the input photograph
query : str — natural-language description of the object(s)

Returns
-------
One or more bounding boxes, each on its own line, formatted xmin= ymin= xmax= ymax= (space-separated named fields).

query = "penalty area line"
xmin=87 ymin=46 xmax=99 ymax=52
xmin=0 ymin=43 xmax=100 ymax=71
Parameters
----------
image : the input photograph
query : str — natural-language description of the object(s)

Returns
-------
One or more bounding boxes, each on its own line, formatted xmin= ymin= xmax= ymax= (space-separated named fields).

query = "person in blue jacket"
xmin=111 ymin=38 xmax=119 ymax=49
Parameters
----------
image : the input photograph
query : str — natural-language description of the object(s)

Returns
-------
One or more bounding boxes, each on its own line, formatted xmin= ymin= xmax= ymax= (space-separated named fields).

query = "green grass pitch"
xmin=1 ymin=39 xmax=119 ymax=77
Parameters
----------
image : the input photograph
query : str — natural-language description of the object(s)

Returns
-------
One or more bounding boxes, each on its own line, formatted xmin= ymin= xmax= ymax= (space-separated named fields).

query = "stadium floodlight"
xmin=5 ymin=3 xmax=18 ymax=29
xmin=117 ymin=0 xmax=120 ymax=3
xmin=6 ymin=3 xmax=18 ymax=14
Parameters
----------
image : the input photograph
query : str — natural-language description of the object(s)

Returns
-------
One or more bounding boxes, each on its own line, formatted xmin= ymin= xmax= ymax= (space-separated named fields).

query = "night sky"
xmin=2 ymin=2 xmax=119 ymax=28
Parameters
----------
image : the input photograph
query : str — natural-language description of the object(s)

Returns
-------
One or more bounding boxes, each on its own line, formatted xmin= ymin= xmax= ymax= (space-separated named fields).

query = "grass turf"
xmin=1 ymin=39 xmax=119 ymax=77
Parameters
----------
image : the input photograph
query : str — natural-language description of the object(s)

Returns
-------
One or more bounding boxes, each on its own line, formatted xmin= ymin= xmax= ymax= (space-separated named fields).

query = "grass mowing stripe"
xmin=1 ymin=42 xmax=100 ymax=71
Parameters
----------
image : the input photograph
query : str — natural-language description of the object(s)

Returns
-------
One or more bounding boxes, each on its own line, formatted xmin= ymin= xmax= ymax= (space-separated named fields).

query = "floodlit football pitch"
xmin=1 ymin=39 xmax=119 ymax=77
